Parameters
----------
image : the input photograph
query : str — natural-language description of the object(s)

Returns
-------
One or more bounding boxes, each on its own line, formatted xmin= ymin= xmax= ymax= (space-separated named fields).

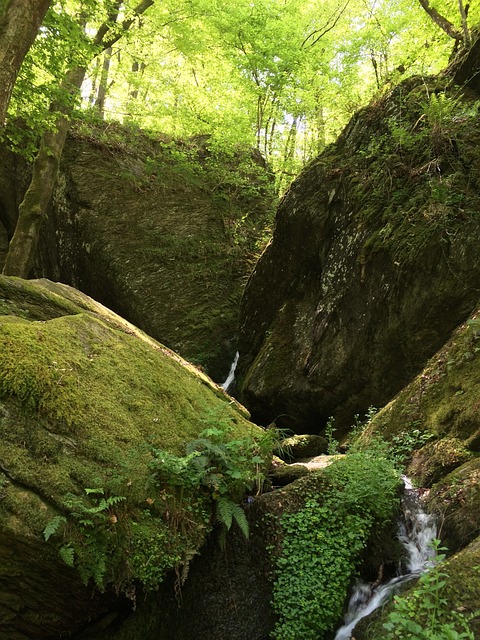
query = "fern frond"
xmin=216 ymin=496 xmax=234 ymax=530
xmin=216 ymin=498 xmax=249 ymax=539
xmin=59 ymin=544 xmax=75 ymax=567
xmin=43 ymin=515 xmax=67 ymax=541
xmin=231 ymin=503 xmax=249 ymax=540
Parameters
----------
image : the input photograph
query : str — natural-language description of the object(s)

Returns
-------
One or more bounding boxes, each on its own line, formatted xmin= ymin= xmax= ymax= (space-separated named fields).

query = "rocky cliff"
xmin=353 ymin=306 xmax=480 ymax=638
xmin=236 ymin=49 xmax=480 ymax=435
xmin=0 ymin=125 xmax=275 ymax=381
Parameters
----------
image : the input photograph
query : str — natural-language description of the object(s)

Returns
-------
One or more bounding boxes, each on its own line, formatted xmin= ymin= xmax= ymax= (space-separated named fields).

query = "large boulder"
xmin=0 ymin=125 xmax=275 ymax=381
xmin=0 ymin=275 xmax=257 ymax=640
xmin=236 ymin=72 xmax=480 ymax=435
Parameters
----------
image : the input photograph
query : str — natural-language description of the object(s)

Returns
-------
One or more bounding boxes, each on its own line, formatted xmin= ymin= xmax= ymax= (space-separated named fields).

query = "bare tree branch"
xmin=95 ymin=0 xmax=155 ymax=51
xmin=302 ymin=1 xmax=350 ymax=49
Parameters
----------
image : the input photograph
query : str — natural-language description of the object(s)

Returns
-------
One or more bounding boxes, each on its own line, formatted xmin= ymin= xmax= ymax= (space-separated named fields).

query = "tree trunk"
xmin=417 ymin=0 xmax=462 ymax=41
xmin=458 ymin=0 xmax=471 ymax=47
xmin=2 ymin=0 xmax=154 ymax=278
xmin=95 ymin=47 xmax=113 ymax=117
xmin=0 ymin=0 xmax=51 ymax=126
xmin=2 ymin=67 xmax=85 ymax=278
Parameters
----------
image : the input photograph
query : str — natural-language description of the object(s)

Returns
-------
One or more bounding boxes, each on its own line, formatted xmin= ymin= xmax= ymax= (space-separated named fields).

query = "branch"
xmin=417 ymin=0 xmax=462 ymax=41
xmin=94 ymin=0 xmax=155 ymax=52
xmin=302 ymin=0 xmax=350 ymax=48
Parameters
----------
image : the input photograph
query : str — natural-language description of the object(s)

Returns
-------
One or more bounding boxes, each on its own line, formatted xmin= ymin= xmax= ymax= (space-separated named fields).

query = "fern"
xmin=216 ymin=496 xmax=249 ymax=539
xmin=231 ymin=502 xmax=249 ymax=540
xmin=216 ymin=496 xmax=234 ymax=530
xmin=43 ymin=515 xmax=67 ymax=541
xmin=59 ymin=544 xmax=75 ymax=567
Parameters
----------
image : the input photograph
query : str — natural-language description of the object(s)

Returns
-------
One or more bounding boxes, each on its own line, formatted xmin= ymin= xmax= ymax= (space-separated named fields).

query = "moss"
xmin=426 ymin=458 xmax=480 ymax=552
xmin=0 ymin=275 xmax=260 ymax=597
xmin=408 ymin=438 xmax=473 ymax=487
xmin=276 ymin=434 xmax=328 ymax=460
xmin=363 ymin=309 xmax=480 ymax=454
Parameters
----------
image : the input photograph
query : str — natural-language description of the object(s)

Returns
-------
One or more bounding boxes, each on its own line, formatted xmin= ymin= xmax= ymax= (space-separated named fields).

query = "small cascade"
xmin=333 ymin=476 xmax=437 ymax=640
xmin=221 ymin=351 xmax=239 ymax=392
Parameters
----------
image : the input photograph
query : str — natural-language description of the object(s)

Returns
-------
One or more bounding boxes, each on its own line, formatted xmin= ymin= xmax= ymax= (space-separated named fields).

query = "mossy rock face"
xmin=237 ymin=71 xmax=480 ymax=435
xmin=362 ymin=309 xmax=480 ymax=456
xmin=0 ymin=124 xmax=275 ymax=381
xmin=276 ymin=433 xmax=328 ymax=460
xmin=360 ymin=310 xmax=480 ymax=554
xmin=426 ymin=458 xmax=480 ymax=553
xmin=408 ymin=438 xmax=473 ymax=487
xmin=0 ymin=275 xmax=258 ymax=639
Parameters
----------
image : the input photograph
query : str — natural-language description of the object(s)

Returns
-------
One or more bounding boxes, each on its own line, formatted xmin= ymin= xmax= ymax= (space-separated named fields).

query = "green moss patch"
xmin=0 ymin=275 xmax=260 ymax=597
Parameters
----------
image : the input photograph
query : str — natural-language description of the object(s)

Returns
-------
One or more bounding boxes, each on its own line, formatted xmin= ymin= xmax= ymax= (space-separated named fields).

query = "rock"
xmin=426 ymin=458 xmax=480 ymax=553
xmin=0 ymin=275 xmax=258 ymax=639
xmin=408 ymin=438 xmax=472 ymax=487
xmin=276 ymin=434 xmax=328 ymax=460
xmin=0 ymin=126 xmax=275 ymax=381
xmin=236 ymin=73 xmax=480 ymax=436
xmin=269 ymin=463 xmax=309 ymax=486
xmin=350 ymin=308 xmax=480 ymax=636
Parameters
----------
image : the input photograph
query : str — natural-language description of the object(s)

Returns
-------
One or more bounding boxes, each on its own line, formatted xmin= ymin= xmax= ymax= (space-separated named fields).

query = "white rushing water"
xmin=221 ymin=351 xmax=239 ymax=392
xmin=333 ymin=476 xmax=437 ymax=640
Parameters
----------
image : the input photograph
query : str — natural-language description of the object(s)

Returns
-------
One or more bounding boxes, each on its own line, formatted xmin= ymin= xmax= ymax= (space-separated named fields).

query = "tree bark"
xmin=0 ymin=0 xmax=51 ymax=126
xmin=458 ymin=0 xmax=471 ymax=47
xmin=2 ymin=0 xmax=154 ymax=278
xmin=2 ymin=67 xmax=85 ymax=277
xmin=95 ymin=47 xmax=113 ymax=117
xmin=417 ymin=0 xmax=462 ymax=41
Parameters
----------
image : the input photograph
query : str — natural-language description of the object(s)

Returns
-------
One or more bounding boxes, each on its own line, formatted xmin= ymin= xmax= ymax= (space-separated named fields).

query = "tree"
xmin=417 ymin=0 xmax=478 ymax=49
xmin=0 ymin=0 xmax=51 ymax=127
xmin=2 ymin=0 xmax=154 ymax=278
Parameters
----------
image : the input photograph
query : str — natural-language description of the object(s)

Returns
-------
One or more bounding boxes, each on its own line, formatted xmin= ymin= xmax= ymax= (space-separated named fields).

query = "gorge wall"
xmin=236 ymin=48 xmax=480 ymax=436
xmin=0 ymin=126 xmax=275 ymax=381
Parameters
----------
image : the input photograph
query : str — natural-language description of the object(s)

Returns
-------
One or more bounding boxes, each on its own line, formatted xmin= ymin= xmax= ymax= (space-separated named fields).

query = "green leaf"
xmin=59 ymin=544 xmax=75 ymax=567
xmin=43 ymin=515 xmax=67 ymax=541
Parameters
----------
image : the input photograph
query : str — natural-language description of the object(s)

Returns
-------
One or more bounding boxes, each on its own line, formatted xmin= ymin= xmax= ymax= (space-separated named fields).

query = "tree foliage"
xmin=1 ymin=0 xmax=479 ymax=276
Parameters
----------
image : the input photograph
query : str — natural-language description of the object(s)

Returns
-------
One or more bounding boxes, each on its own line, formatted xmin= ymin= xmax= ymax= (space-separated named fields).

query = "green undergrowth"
xmin=0 ymin=276 xmax=266 ymax=594
xmin=270 ymin=439 xmax=401 ymax=640
xmin=382 ymin=541 xmax=476 ymax=640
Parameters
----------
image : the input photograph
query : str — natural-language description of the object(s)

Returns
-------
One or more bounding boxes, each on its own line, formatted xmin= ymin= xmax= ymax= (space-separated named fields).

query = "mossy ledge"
xmin=0 ymin=275 xmax=260 ymax=640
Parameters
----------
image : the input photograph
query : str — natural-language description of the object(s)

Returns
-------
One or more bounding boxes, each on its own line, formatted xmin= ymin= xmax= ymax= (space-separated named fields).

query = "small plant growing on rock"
xmin=383 ymin=539 xmax=476 ymax=640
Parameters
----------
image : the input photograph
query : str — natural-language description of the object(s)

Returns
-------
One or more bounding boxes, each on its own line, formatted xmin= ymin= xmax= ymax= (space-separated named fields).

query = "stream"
xmin=333 ymin=476 xmax=437 ymax=640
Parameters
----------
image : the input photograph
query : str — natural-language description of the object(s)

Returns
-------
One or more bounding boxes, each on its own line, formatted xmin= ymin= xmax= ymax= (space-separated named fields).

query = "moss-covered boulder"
xmin=276 ymin=434 xmax=329 ymax=461
xmin=236 ymin=67 xmax=480 ymax=435
xmin=0 ymin=124 xmax=275 ymax=381
xmin=0 ymin=275 xmax=261 ymax=640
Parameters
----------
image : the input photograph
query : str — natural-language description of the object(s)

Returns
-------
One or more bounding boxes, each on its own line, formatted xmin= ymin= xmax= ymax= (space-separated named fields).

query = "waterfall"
xmin=222 ymin=351 xmax=239 ymax=392
xmin=333 ymin=476 xmax=437 ymax=640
